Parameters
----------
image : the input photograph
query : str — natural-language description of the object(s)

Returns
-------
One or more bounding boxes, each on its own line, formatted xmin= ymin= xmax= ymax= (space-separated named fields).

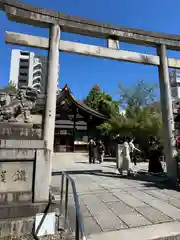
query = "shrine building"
xmin=33 ymin=84 xmax=108 ymax=152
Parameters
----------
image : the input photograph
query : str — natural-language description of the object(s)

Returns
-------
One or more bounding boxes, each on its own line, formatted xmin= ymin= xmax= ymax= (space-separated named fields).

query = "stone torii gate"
xmin=1 ymin=0 xmax=180 ymax=179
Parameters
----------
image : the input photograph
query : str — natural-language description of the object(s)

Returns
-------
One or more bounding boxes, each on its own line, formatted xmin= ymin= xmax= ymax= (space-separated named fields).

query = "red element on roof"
xmin=62 ymin=84 xmax=68 ymax=92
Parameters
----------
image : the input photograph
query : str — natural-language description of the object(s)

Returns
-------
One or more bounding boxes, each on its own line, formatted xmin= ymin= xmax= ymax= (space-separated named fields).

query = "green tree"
xmin=84 ymin=81 xmax=163 ymax=153
xmin=84 ymin=84 xmax=120 ymax=116
xmin=110 ymin=80 xmax=162 ymax=152
xmin=84 ymin=84 xmax=121 ymax=139
xmin=118 ymin=80 xmax=158 ymax=109
xmin=1 ymin=81 xmax=17 ymax=93
xmin=84 ymin=84 xmax=102 ymax=110
xmin=7 ymin=81 xmax=17 ymax=90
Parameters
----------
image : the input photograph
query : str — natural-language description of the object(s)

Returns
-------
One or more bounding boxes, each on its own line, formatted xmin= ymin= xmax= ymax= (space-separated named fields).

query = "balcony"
xmin=33 ymin=85 xmax=41 ymax=94
xmin=33 ymin=59 xmax=42 ymax=70
xmin=33 ymin=76 xmax=41 ymax=84
xmin=33 ymin=69 xmax=42 ymax=77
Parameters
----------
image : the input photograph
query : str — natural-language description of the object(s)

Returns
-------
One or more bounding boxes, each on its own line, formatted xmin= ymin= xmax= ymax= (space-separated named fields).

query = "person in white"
xmin=119 ymin=136 xmax=133 ymax=176
xmin=129 ymin=137 xmax=141 ymax=166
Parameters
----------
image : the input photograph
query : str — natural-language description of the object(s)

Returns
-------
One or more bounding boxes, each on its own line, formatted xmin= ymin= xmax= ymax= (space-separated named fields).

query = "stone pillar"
xmin=34 ymin=149 xmax=50 ymax=202
xmin=44 ymin=24 xmax=60 ymax=152
xmin=157 ymin=44 xmax=177 ymax=179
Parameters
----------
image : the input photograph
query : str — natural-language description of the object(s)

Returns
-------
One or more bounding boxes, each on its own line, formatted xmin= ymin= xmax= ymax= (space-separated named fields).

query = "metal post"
xmin=75 ymin=215 xmax=80 ymax=240
xmin=44 ymin=24 xmax=60 ymax=152
xmin=64 ymin=178 xmax=69 ymax=226
xmin=157 ymin=44 xmax=177 ymax=179
xmin=60 ymin=174 xmax=64 ymax=215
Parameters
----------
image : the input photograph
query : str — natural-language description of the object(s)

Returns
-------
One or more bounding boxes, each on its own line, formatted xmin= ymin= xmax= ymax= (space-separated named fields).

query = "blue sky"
xmin=0 ymin=0 xmax=180 ymax=100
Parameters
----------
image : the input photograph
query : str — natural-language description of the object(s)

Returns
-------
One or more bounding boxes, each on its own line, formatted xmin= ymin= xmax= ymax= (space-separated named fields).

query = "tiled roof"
xmin=33 ymin=86 xmax=108 ymax=120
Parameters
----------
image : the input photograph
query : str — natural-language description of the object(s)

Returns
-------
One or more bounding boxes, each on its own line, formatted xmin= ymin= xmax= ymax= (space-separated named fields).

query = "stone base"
xmin=0 ymin=140 xmax=50 ymax=203
xmin=0 ymin=202 xmax=60 ymax=238
xmin=0 ymin=216 xmax=34 ymax=239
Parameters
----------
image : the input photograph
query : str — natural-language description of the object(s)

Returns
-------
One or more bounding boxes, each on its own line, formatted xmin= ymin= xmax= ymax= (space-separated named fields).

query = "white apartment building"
xmin=9 ymin=49 xmax=59 ymax=94
xmin=169 ymin=70 xmax=180 ymax=100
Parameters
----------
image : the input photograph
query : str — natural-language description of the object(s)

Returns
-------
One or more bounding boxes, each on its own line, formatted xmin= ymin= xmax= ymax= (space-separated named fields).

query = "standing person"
xmin=88 ymin=139 xmax=96 ymax=164
xmin=148 ymin=136 xmax=163 ymax=173
xmin=97 ymin=140 xmax=105 ymax=163
xmin=129 ymin=137 xmax=141 ymax=166
xmin=119 ymin=136 xmax=133 ymax=176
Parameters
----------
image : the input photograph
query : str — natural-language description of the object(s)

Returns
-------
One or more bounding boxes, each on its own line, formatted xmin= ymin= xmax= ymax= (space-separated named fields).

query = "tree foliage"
xmin=118 ymin=80 xmax=158 ymax=109
xmin=8 ymin=81 xmax=16 ymax=90
xmin=84 ymin=84 xmax=120 ymax=116
xmin=1 ymin=81 xmax=17 ymax=93
xmin=109 ymin=80 xmax=162 ymax=151
xmin=84 ymin=80 xmax=163 ymax=153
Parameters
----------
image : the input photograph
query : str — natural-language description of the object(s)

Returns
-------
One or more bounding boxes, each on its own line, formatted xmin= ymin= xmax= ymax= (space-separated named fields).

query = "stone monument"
xmin=0 ymin=86 xmax=58 ymax=238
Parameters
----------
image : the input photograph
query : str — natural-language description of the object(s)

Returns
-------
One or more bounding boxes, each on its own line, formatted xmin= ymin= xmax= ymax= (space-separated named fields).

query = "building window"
xmin=19 ymin=72 xmax=28 ymax=76
xmin=20 ymin=59 xmax=29 ymax=63
xmin=20 ymin=51 xmax=29 ymax=56
xmin=169 ymin=71 xmax=175 ymax=77
xmin=18 ymin=79 xmax=27 ymax=84
xmin=20 ymin=66 xmax=28 ymax=70
xmin=171 ymin=88 xmax=178 ymax=98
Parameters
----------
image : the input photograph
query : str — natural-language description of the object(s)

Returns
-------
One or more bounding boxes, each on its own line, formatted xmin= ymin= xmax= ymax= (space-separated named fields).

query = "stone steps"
xmin=52 ymin=187 xmax=180 ymax=240
xmin=52 ymin=195 xmax=180 ymax=240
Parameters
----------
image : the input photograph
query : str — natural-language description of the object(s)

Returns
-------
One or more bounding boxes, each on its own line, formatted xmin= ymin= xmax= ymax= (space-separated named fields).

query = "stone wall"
xmin=0 ymin=139 xmax=55 ymax=238
xmin=0 ymin=139 xmax=50 ymax=204
xmin=0 ymin=122 xmax=42 ymax=140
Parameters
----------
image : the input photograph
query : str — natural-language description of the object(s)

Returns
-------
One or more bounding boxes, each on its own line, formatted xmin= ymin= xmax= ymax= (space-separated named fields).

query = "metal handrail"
xmin=60 ymin=171 xmax=86 ymax=240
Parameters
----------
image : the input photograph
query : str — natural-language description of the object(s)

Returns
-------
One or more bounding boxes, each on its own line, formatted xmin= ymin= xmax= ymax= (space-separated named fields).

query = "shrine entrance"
xmin=2 ymin=0 xmax=180 ymax=178
xmin=54 ymin=129 xmax=74 ymax=152
xmin=33 ymin=85 xmax=107 ymax=152
xmin=54 ymin=86 xmax=107 ymax=152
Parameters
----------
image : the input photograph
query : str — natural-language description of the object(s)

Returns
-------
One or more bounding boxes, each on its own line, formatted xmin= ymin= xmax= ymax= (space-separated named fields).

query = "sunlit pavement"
xmin=51 ymin=155 xmax=180 ymax=239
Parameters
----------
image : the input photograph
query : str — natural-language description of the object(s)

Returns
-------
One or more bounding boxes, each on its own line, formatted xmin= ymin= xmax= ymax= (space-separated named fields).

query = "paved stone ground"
xmin=52 ymin=154 xmax=180 ymax=239
xmin=52 ymin=152 xmax=153 ymax=174
xmin=52 ymin=152 xmax=102 ymax=173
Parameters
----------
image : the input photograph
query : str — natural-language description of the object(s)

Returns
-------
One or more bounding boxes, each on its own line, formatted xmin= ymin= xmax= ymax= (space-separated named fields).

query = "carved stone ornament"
xmin=0 ymin=86 xmax=38 ymax=123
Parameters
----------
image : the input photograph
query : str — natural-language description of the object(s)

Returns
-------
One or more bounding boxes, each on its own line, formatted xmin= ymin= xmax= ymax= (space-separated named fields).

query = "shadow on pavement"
xmin=80 ymin=171 xmax=180 ymax=192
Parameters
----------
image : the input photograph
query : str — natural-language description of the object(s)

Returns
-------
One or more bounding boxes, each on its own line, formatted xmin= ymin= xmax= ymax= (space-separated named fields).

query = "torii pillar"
xmin=158 ymin=44 xmax=177 ymax=180
xmin=43 ymin=25 xmax=60 ymax=156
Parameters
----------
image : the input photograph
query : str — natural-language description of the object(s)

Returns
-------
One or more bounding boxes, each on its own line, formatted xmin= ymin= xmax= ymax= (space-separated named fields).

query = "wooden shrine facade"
xmin=33 ymin=85 xmax=108 ymax=152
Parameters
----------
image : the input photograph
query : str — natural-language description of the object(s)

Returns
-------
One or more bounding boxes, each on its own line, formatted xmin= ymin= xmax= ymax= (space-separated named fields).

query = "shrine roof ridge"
xmin=1 ymin=0 xmax=180 ymax=49
xmin=33 ymin=89 xmax=108 ymax=120
xmin=57 ymin=88 xmax=108 ymax=120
